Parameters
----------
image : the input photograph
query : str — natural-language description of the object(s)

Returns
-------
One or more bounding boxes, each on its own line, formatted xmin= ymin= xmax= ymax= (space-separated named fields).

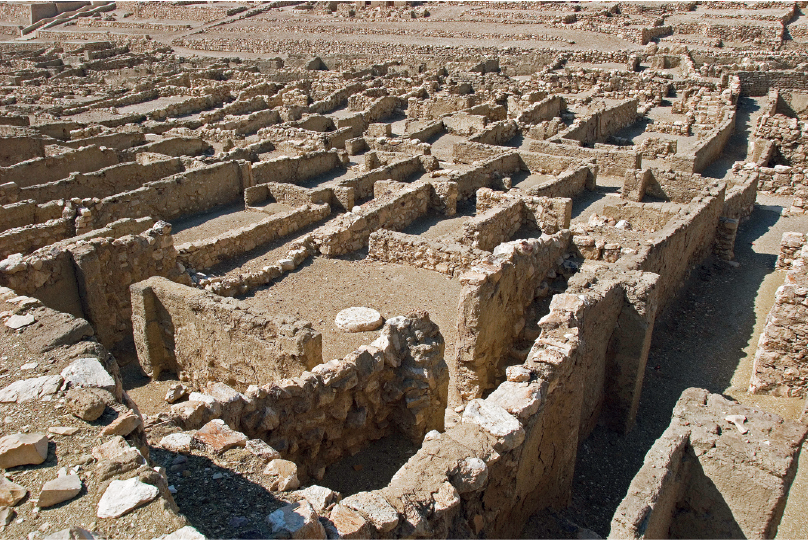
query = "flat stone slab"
xmin=0 ymin=476 xmax=27 ymax=506
xmin=193 ymin=419 xmax=247 ymax=453
xmin=39 ymin=474 xmax=82 ymax=508
xmin=0 ymin=432 xmax=49 ymax=469
xmin=335 ymin=307 xmax=383 ymax=333
xmin=5 ymin=314 xmax=35 ymax=329
xmin=0 ymin=375 xmax=62 ymax=403
xmin=97 ymin=477 xmax=159 ymax=519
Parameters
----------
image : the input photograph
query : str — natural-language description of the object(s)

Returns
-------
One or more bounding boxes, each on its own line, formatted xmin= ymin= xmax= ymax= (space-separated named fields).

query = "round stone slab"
xmin=335 ymin=307 xmax=383 ymax=333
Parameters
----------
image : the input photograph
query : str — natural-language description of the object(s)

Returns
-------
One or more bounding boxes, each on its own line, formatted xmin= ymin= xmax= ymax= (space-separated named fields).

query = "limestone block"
xmin=0 ymin=432 xmax=49 ymax=469
xmin=97 ymin=477 xmax=159 ymax=519
xmin=461 ymin=399 xmax=525 ymax=451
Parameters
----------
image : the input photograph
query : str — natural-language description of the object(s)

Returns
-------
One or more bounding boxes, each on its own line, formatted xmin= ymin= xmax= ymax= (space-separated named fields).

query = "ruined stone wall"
xmin=514 ymin=95 xmax=566 ymax=125
xmin=121 ymin=136 xmax=212 ymax=158
xmin=14 ymin=157 xmax=185 ymax=205
xmin=131 ymin=276 xmax=322 ymax=391
xmin=70 ymin=222 xmax=186 ymax=349
xmin=475 ymin=187 xmax=572 ymax=234
xmin=461 ymin=197 xmax=524 ymax=252
xmin=163 ymin=312 xmax=448 ymax=483
xmin=83 ymin=161 xmax=251 ymax=232
xmin=738 ymin=70 xmax=808 ymax=97
xmin=623 ymin=168 xmax=712 ymax=204
xmin=453 ymin=233 xmax=569 ymax=401
xmin=749 ymin=234 xmax=808 ymax=397
xmin=0 ymin=199 xmax=63 ymax=232
xmin=556 ymin=99 xmax=638 ymax=145
xmin=528 ymin=139 xmax=641 ymax=176
xmin=313 ymin=183 xmax=431 ymax=257
xmin=252 ymin=150 xmax=341 ymax=186
xmin=176 ymin=203 xmax=330 ymax=271
xmin=64 ymin=131 xmax=146 ymax=150
xmin=405 ymin=119 xmax=444 ymax=142
xmin=689 ymin=111 xmax=736 ymax=173
xmin=451 ymin=141 xmax=509 ymax=164
xmin=468 ymin=119 xmax=518 ymax=146
xmin=452 ymin=152 xmax=522 ymax=200
xmin=524 ymin=164 xmax=596 ymax=199
xmin=337 ymin=156 xmax=424 ymax=200
xmin=0 ymin=217 xmax=154 ymax=318
xmin=0 ymin=217 xmax=74 ymax=259
xmin=610 ymin=388 xmax=808 ymax=539
xmin=406 ymin=95 xmax=481 ymax=120
xmin=0 ymin=145 xmax=119 ymax=188
xmin=367 ymin=229 xmax=489 ymax=277
xmin=0 ymin=135 xmax=45 ymax=166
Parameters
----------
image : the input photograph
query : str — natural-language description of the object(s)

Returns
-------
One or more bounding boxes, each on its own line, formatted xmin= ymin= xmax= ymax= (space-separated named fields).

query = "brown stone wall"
xmin=0 ymin=218 xmax=74 ymax=259
xmin=367 ymin=229 xmax=489 ymax=277
xmin=525 ymin=164 xmax=596 ymax=199
xmin=0 ymin=145 xmax=119 ymax=188
xmin=176 ymin=203 xmax=330 ymax=271
xmin=528 ymin=139 xmax=641 ymax=177
xmin=252 ymin=150 xmax=342 ymax=186
xmin=0 ymin=136 xmax=45 ymax=166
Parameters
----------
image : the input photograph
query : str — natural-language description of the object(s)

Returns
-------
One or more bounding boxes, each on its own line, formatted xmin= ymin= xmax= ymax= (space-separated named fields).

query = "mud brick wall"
xmin=0 ymin=145 xmax=119 ymax=188
xmin=0 ymin=136 xmax=45 ymax=166
xmin=525 ymin=164 xmax=596 ymax=199
xmin=452 ymin=152 xmax=522 ymax=200
xmin=252 ymin=150 xmax=342 ymax=186
xmin=611 ymin=388 xmax=808 ymax=539
xmin=17 ymin=157 xmax=185 ymax=205
xmin=313 ymin=183 xmax=431 ymax=257
xmin=131 ymin=277 xmax=322 ymax=390
xmin=453 ymin=232 xmax=569 ymax=402
xmin=83 ymin=161 xmax=252 ymax=231
xmin=528 ymin=139 xmax=641 ymax=177
xmin=0 ymin=218 xmax=74 ymax=259
xmin=738 ymin=70 xmax=808 ymax=97
xmin=749 ymin=237 xmax=808 ymax=397
xmin=367 ymin=229 xmax=489 ymax=277
xmin=177 ymin=203 xmax=330 ymax=271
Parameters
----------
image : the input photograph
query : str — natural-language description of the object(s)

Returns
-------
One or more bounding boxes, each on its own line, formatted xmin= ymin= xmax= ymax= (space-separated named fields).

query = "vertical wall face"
xmin=609 ymin=388 xmax=808 ymax=540
xmin=131 ymin=277 xmax=323 ymax=389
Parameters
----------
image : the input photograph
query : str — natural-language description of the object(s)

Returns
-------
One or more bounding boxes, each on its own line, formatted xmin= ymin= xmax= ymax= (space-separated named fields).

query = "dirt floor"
xmin=170 ymin=202 xmax=293 ymax=245
xmin=534 ymin=195 xmax=808 ymax=538
xmin=245 ymin=255 xmax=463 ymax=365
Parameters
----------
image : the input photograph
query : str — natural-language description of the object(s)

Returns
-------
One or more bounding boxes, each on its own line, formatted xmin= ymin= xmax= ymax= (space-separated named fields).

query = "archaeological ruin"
xmin=0 ymin=1 xmax=807 ymax=538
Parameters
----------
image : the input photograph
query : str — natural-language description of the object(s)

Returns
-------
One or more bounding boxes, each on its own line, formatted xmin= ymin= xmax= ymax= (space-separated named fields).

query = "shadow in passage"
xmin=570 ymin=185 xmax=621 ymax=221
xmin=151 ymin=447 xmax=284 ymax=539
xmin=556 ymin=203 xmax=782 ymax=536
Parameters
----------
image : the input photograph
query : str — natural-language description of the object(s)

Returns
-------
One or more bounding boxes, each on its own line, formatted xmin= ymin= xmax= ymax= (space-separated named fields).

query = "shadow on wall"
xmin=558 ymin=202 xmax=782 ymax=536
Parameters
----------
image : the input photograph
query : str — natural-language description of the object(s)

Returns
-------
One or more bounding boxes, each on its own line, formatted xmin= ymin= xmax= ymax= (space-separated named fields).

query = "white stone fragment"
xmin=266 ymin=500 xmax=326 ymax=539
xmin=0 ymin=375 xmax=62 ymax=403
xmin=60 ymin=358 xmax=115 ymax=393
xmin=5 ymin=314 xmax=35 ymax=329
xmin=462 ymin=399 xmax=526 ymax=450
xmin=97 ymin=477 xmax=159 ymax=518
xmin=335 ymin=307 xmax=384 ymax=333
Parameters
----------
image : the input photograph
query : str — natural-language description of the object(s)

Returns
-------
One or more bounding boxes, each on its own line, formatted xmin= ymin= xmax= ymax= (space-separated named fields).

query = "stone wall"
xmin=176 ymin=203 xmax=330 ymax=271
xmin=0 ymin=199 xmax=63 ymax=232
xmin=313 ymin=183 xmax=432 ymax=257
xmin=0 ymin=217 xmax=74 ymax=259
xmin=453 ymin=232 xmax=569 ymax=401
xmin=337 ymin=155 xmax=426 ymax=200
xmin=555 ymin=99 xmax=638 ymax=146
xmin=623 ymin=168 xmax=711 ymax=203
xmin=0 ymin=135 xmax=45 ymax=166
xmin=162 ymin=311 xmax=448 ymax=482
xmin=452 ymin=152 xmax=522 ymax=199
xmin=524 ymin=164 xmax=597 ymax=199
xmin=610 ymin=388 xmax=807 ymax=539
xmin=528 ymin=139 xmax=641 ymax=176
xmin=461 ymin=197 xmax=524 ymax=252
xmin=468 ymin=120 xmax=518 ymax=145
xmin=749 ymin=234 xmax=808 ymax=397
xmin=514 ymin=95 xmax=566 ymax=125
xmin=82 ymin=161 xmax=252 ymax=232
xmin=367 ymin=229 xmax=489 ymax=277
xmin=13 ymin=157 xmax=185 ymax=205
xmin=738 ymin=70 xmax=808 ymax=97
xmin=0 ymin=145 xmax=119 ymax=188
xmin=131 ymin=276 xmax=322 ymax=390
xmin=252 ymin=150 xmax=342 ymax=186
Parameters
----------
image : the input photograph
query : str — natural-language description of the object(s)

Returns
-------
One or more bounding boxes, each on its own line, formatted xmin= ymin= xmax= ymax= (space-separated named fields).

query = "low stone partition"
xmin=313 ymin=183 xmax=431 ymax=257
xmin=452 ymin=152 xmax=522 ymax=200
xmin=80 ymin=160 xmax=252 ymax=232
xmin=121 ymin=136 xmax=213 ymax=158
xmin=749 ymin=234 xmax=808 ymax=397
xmin=176 ymin=203 xmax=330 ymax=271
xmin=524 ymin=164 xmax=597 ymax=199
xmin=610 ymin=388 xmax=808 ymax=539
xmin=407 ymin=94 xmax=481 ymax=120
xmin=367 ymin=229 xmax=489 ymax=277
xmin=63 ymin=130 xmax=145 ymax=150
xmin=474 ymin=187 xmax=572 ymax=235
xmin=0 ymin=144 xmax=119 ymax=188
xmin=451 ymin=140 xmax=510 ymax=164
xmin=405 ymin=119 xmax=444 ymax=142
xmin=468 ymin=119 xmax=518 ymax=146
xmin=623 ymin=168 xmax=710 ymax=203
xmin=336 ymin=155 xmax=427 ymax=201
xmin=453 ymin=232 xmax=569 ymax=401
xmin=461 ymin=197 xmax=524 ymax=252
xmin=131 ymin=276 xmax=322 ymax=390
xmin=252 ymin=150 xmax=342 ymax=186
xmin=620 ymin=184 xmax=726 ymax=310
xmin=0 ymin=134 xmax=45 ymax=166
xmin=162 ymin=311 xmax=448 ymax=482
xmin=0 ymin=198 xmax=63 ymax=232
xmin=13 ymin=157 xmax=185 ymax=205
xmin=515 ymin=95 xmax=566 ymax=125
xmin=554 ymin=99 xmax=638 ymax=146
xmin=0 ymin=217 xmax=74 ymax=259
xmin=668 ymin=112 xmax=736 ymax=173
xmin=528 ymin=138 xmax=641 ymax=177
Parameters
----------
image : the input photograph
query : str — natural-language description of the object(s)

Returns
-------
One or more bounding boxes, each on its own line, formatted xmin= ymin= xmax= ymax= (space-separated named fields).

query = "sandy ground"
xmin=245 ymin=256 xmax=462 ymax=365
